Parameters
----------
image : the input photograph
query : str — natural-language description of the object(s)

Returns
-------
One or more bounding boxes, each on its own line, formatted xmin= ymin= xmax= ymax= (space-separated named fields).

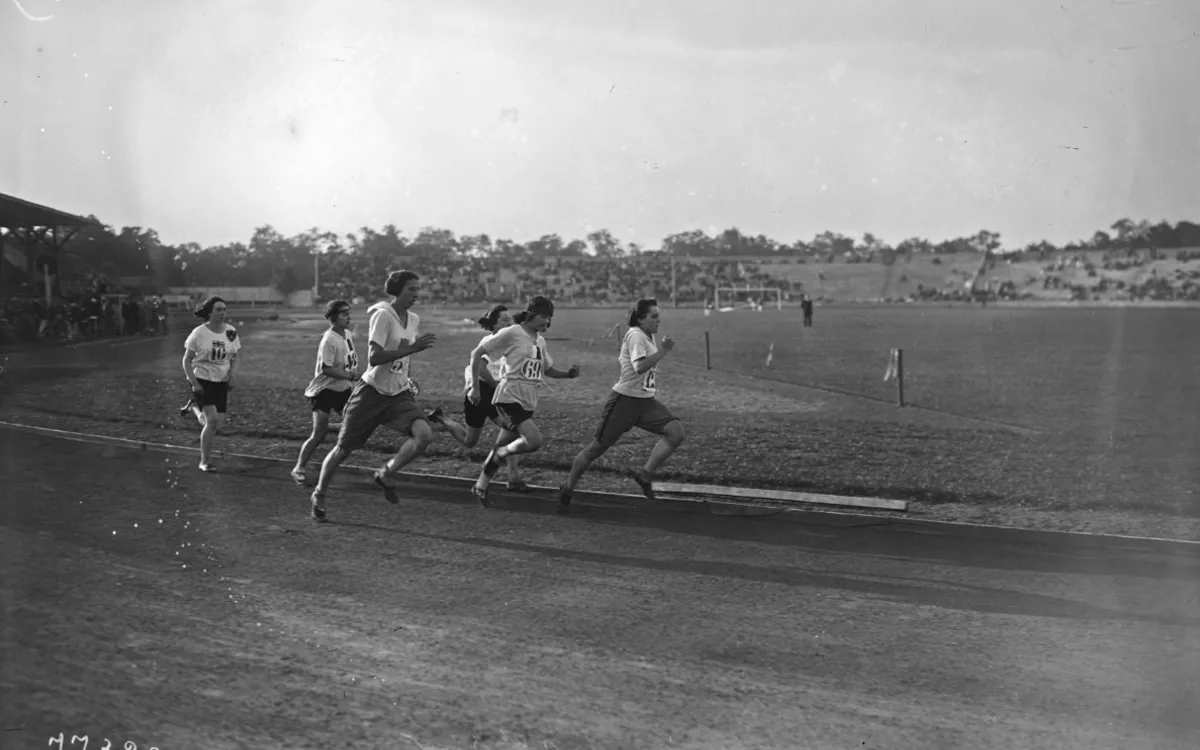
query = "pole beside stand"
xmin=704 ymin=330 xmax=711 ymax=370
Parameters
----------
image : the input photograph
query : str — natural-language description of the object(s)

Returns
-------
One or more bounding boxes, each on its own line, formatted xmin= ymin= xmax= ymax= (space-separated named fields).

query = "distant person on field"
xmin=308 ymin=270 xmax=439 ymax=522
xmin=154 ymin=295 xmax=168 ymax=335
xmin=557 ymin=298 xmax=683 ymax=515
xmin=180 ymin=296 xmax=241 ymax=473
xmin=801 ymin=294 xmax=814 ymax=327
xmin=426 ymin=304 xmax=528 ymax=491
xmin=466 ymin=296 xmax=581 ymax=508
xmin=290 ymin=300 xmax=360 ymax=486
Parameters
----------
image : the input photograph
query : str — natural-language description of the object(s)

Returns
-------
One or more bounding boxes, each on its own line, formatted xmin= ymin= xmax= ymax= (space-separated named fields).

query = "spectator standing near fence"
xmin=466 ymin=296 xmax=580 ymax=507
xmin=308 ymin=270 xmax=439 ymax=522
xmin=801 ymin=294 xmax=814 ymax=327
xmin=557 ymin=298 xmax=684 ymax=515
xmin=427 ymin=304 xmax=528 ymax=490
xmin=290 ymin=300 xmax=360 ymax=486
xmin=154 ymin=295 xmax=168 ymax=335
xmin=180 ymin=296 xmax=241 ymax=472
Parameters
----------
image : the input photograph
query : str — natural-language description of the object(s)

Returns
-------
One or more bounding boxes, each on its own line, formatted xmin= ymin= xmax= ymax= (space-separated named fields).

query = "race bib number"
xmin=209 ymin=340 xmax=228 ymax=361
xmin=409 ymin=379 xmax=420 ymax=396
xmin=346 ymin=349 xmax=358 ymax=371
xmin=643 ymin=369 xmax=656 ymax=391
xmin=389 ymin=338 xmax=411 ymax=374
xmin=521 ymin=360 xmax=544 ymax=380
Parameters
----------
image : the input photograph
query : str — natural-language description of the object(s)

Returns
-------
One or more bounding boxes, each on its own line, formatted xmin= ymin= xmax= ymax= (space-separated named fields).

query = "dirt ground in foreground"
xmin=3 ymin=431 xmax=1199 ymax=750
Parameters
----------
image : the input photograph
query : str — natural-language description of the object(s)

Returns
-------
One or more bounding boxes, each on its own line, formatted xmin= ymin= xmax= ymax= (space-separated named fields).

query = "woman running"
xmin=466 ymin=296 xmax=580 ymax=507
xmin=180 ymin=295 xmax=242 ymax=472
xmin=557 ymin=298 xmax=685 ymax=515
xmin=291 ymin=299 xmax=360 ymax=485
xmin=428 ymin=304 xmax=528 ymax=490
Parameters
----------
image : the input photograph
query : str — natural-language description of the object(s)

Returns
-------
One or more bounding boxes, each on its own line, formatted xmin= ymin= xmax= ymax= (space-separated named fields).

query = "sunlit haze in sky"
xmin=3 ymin=0 xmax=1198 ymax=250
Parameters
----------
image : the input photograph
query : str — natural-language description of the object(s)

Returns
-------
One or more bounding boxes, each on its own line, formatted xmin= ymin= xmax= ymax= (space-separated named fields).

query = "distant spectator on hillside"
xmin=801 ymin=295 xmax=814 ymax=327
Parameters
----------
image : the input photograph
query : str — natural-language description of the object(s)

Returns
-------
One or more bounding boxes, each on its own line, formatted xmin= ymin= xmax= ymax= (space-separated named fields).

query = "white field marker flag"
xmin=883 ymin=348 xmax=899 ymax=382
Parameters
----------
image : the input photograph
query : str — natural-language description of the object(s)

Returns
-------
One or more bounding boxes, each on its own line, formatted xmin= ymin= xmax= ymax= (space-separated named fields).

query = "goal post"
xmin=713 ymin=286 xmax=783 ymax=311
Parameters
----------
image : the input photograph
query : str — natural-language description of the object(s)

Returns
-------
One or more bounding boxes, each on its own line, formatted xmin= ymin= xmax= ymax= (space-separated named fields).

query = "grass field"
xmin=1 ymin=303 xmax=1197 ymax=538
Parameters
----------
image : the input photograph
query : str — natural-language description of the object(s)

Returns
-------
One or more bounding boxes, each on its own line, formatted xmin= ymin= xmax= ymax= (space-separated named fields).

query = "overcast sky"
xmin=3 ymin=0 xmax=1197 ymax=250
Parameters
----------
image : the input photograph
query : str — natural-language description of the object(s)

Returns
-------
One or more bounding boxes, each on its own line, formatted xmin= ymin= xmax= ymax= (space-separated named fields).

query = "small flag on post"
xmin=884 ymin=348 xmax=899 ymax=382
xmin=766 ymin=341 xmax=774 ymax=369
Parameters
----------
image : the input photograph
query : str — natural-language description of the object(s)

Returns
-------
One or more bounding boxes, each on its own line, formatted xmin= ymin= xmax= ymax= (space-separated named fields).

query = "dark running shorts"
xmin=310 ymin=387 xmax=352 ymax=415
xmin=595 ymin=391 xmax=678 ymax=446
xmin=463 ymin=381 xmax=500 ymax=428
xmin=335 ymin=381 xmax=427 ymax=452
xmin=193 ymin=378 xmax=230 ymax=414
xmin=494 ymin=401 xmax=535 ymax=432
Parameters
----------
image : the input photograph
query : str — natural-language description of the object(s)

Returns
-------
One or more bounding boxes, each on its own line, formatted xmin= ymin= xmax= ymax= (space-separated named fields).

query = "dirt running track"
xmin=2 ymin=429 xmax=1199 ymax=750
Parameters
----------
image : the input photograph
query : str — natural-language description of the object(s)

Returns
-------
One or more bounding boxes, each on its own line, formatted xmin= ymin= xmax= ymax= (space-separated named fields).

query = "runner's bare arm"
xmin=634 ymin=336 xmax=675 ymax=374
xmin=182 ymin=349 xmax=200 ymax=389
xmin=367 ymin=333 xmax=436 ymax=367
xmin=478 ymin=356 xmax=499 ymax=386
xmin=321 ymin=364 xmax=357 ymax=381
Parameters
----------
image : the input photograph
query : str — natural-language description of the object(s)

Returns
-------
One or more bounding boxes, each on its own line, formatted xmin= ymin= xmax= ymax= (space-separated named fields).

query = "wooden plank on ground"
xmin=655 ymin=481 xmax=908 ymax=512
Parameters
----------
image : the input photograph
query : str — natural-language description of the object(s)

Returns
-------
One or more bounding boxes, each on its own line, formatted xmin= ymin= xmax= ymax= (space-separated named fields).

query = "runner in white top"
xmin=309 ymin=270 xmax=439 ymax=521
xmin=557 ymin=298 xmax=684 ymax=515
xmin=180 ymin=295 xmax=242 ymax=473
xmin=291 ymin=300 xmax=360 ymax=485
xmin=465 ymin=296 xmax=580 ymax=507
xmin=426 ymin=304 xmax=528 ymax=490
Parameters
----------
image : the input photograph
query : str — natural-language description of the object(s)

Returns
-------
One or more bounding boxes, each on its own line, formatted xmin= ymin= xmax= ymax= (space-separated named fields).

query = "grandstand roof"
xmin=0 ymin=192 xmax=99 ymax=230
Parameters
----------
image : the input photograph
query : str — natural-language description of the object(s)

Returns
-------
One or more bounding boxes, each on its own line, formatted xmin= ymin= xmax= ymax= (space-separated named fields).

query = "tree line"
xmin=46 ymin=217 xmax=1200 ymax=292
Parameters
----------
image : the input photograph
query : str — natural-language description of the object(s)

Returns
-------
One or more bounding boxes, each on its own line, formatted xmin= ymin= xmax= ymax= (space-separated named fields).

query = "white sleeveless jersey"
xmin=463 ymin=334 xmax=506 ymax=392
xmin=360 ymin=302 xmax=420 ymax=396
xmin=304 ymin=329 xmax=358 ymax=397
xmin=185 ymin=323 xmax=241 ymax=382
xmin=612 ymin=327 xmax=657 ymax=399
xmin=479 ymin=324 xmax=553 ymax=411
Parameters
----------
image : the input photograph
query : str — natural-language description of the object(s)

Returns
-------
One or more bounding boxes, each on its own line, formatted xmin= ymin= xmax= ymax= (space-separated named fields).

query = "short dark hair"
xmin=513 ymin=296 xmax=554 ymax=324
xmin=193 ymin=295 xmax=227 ymax=321
xmin=385 ymin=270 xmax=419 ymax=297
xmin=477 ymin=304 xmax=509 ymax=332
xmin=628 ymin=298 xmax=658 ymax=328
xmin=324 ymin=299 xmax=350 ymax=322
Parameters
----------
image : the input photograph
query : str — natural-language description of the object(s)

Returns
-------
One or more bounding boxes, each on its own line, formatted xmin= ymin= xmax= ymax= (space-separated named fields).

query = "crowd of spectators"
xmin=316 ymin=252 xmax=800 ymax=307
xmin=2 ymin=276 xmax=171 ymax=343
